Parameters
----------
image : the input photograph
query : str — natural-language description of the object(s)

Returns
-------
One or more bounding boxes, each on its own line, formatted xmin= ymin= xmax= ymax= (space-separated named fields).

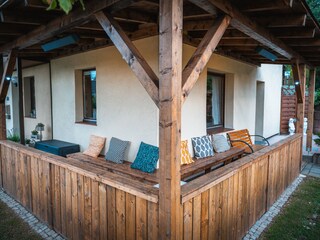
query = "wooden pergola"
xmin=0 ymin=0 xmax=319 ymax=239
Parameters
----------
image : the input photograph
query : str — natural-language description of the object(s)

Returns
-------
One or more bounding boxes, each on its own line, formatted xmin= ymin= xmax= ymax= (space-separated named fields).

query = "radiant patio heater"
xmin=256 ymin=47 xmax=278 ymax=62
xmin=41 ymin=34 xmax=79 ymax=52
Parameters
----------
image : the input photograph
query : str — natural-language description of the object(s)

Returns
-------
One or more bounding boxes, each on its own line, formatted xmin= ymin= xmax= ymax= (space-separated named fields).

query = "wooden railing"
xmin=0 ymin=141 xmax=159 ymax=240
xmin=0 ymin=134 xmax=302 ymax=240
xmin=180 ymin=134 xmax=302 ymax=239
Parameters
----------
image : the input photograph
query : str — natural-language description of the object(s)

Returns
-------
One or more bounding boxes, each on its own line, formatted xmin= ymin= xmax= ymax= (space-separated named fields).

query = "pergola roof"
xmin=0 ymin=0 xmax=319 ymax=67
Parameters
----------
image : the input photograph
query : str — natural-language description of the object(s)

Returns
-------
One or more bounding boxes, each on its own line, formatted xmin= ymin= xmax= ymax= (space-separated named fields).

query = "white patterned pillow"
xmin=191 ymin=135 xmax=214 ymax=159
xmin=212 ymin=135 xmax=230 ymax=153
xmin=105 ymin=137 xmax=130 ymax=164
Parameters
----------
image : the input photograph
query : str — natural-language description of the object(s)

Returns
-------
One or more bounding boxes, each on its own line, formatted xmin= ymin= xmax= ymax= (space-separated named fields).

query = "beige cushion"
xmin=83 ymin=135 xmax=106 ymax=158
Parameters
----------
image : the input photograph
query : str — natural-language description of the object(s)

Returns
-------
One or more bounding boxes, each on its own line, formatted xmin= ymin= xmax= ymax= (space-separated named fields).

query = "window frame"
xmin=206 ymin=72 xmax=225 ymax=130
xmin=82 ymin=68 xmax=97 ymax=124
xmin=23 ymin=76 xmax=36 ymax=118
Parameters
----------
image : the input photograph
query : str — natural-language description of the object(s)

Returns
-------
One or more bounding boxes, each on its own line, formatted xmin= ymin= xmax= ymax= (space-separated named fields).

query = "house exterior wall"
xmin=22 ymin=64 xmax=52 ymax=140
xmin=43 ymin=36 xmax=283 ymax=161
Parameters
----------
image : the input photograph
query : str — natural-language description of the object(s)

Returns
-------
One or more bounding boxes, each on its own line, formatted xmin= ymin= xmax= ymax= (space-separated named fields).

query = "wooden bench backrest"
xmin=227 ymin=129 xmax=253 ymax=148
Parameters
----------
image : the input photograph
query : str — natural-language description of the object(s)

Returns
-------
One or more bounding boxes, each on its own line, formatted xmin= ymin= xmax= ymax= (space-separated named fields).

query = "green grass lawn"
xmin=260 ymin=177 xmax=320 ymax=240
xmin=0 ymin=200 xmax=42 ymax=240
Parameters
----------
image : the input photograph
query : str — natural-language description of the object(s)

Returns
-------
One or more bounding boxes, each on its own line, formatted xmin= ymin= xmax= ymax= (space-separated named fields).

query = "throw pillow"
xmin=212 ymin=134 xmax=230 ymax=153
xmin=131 ymin=142 xmax=159 ymax=173
xmin=105 ymin=137 xmax=130 ymax=164
xmin=181 ymin=140 xmax=194 ymax=165
xmin=83 ymin=135 xmax=106 ymax=158
xmin=191 ymin=135 xmax=214 ymax=159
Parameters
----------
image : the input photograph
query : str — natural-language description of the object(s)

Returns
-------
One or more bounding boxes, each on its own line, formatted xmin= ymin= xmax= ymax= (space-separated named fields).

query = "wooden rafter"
xmin=0 ymin=0 xmax=131 ymax=53
xmin=241 ymin=0 xmax=293 ymax=12
xmin=159 ymin=0 xmax=183 ymax=238
xmin=95 ymin=11 xmax=159 ymax=107
xmin=182 ymin=15 xmax=230 ymax=103
xmin=0 ymin=50 xmax=17 ymax=103
xmin=189 ymin=0 xmax=305 ymax=62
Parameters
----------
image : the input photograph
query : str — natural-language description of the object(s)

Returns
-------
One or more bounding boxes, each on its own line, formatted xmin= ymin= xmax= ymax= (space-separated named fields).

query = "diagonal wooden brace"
xmin=182 ymin=15 xmax=230 ymax=103
xmin=95 ymin=11 xmax=160 ymax=107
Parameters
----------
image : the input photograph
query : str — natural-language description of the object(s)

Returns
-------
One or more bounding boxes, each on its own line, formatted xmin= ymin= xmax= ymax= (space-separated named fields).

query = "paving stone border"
xmin=0 ymin=189 xmax=65 ymax=240
xmin=243 ymin=174 xmax=306 ymax=240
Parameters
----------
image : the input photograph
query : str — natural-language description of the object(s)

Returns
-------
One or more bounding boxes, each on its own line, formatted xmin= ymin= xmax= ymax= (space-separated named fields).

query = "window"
xmin=206 ymin=73 xmax=225 ymax=129
xmin=82 ymin=69 xmax=96 ymax=122
xmin=24 ymin=76 xmax=36 ymax=118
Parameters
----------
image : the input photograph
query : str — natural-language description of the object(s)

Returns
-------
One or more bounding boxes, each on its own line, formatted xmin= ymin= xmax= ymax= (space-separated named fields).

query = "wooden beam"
xmin=159 ymin=0 xmax=182 ymax=239
xmin=189 ymin=0 xmax=304 ymax=61
xmin=251 ymin=14 xmax=307 ymax=28
xmin=0 ymin=9 xmax=57 ymax=25
xmin=24 ymin=0 xmax=48 ymax=8
xmin=292 ymin=61 xmax=303 ymax=103
xmin=307 ymin=68 xmax=316 ymax=151
xmin=294 ymin=64 xmax=306 ymax=134
xmin=271 ymin=27 xmax=315 ymax=39
xmin=95 ymin=11 xmax=159 ymax=107
xmin=17 ymin=58 xmax=25 ymax=145
xmin=0 ymin=50 xmax=17 ymax=103
xmin=182 ymin=15 xmax=230 ymax=103
xmin=241 ymin=0 xmax=293 ymax=12
xmin=0 ymin=0 xmax=128 ymax=53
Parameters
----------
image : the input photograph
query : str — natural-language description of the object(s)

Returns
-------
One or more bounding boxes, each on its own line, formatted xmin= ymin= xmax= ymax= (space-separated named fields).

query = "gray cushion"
xmin=105 ymin=137 xmax=130 ymax=164
xmin=191 ymin=135 xmax=214 ymax=159
xmin=212 ymin=135 xmax=230 ymax=153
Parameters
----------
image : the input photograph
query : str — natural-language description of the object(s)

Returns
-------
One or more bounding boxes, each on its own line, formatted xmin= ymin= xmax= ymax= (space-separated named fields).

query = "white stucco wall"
xmin=49 ymin=36 xmax=282 ymax=161
xmin=257 ymin=64 xmax=283 ymax=138
xmin=22 ymin=64 xmax=52 ymax=140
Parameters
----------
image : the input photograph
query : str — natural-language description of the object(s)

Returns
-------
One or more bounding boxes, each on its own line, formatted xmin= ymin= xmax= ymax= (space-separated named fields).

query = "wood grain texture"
xmin=159 ymin=0 xmax=183 ymax=239
xmin=181 ymin=134 xmax=302 ymax=240
xmin=0 ymin=134 xmax=301 ymax=240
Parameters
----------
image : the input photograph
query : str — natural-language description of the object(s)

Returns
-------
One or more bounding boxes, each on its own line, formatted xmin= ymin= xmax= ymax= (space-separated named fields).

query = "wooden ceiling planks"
xmin=0 ymin=0 xmax=319 ymax=66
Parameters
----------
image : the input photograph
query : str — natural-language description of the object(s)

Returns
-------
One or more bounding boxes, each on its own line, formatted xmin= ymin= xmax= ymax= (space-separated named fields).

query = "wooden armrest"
xmin=229 ymin=140 xmax=254 ymax=153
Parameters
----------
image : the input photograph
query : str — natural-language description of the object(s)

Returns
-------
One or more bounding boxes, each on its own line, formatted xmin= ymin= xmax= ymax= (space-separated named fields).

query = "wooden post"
xmin=159 ymin=0 xmax=183 ymax=239
xmin=17 ymin=58 xmax=25 ymax=144
xmin=307 ymin=68 xmax=316 ymax=151
xmin=0 ymin=54 xmax=5 ymax=140
xmin=294 ymin=64 xmax=306 ymax=134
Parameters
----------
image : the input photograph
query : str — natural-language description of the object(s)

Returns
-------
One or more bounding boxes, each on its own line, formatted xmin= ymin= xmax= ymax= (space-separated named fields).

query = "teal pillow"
xmin=131 ymin=142 xmax=159 ymax=173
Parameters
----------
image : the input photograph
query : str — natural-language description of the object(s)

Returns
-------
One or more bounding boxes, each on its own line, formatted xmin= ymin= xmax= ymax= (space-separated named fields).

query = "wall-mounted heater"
xmin=256 ymin=47 xmax=278 ymax=62
xmin=41 ymin=34 xmax=79 ymax=52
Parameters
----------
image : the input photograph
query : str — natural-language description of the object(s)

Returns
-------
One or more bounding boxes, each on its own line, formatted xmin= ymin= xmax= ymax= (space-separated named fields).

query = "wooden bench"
xmin=67 ymin=152 xmax=159 ymax=184
xmin=67 ymin=147 xmax=244 ymax=183
xmin=181 ymin=147 xmax=244 ymax=179
xmin=227 ymin=129 xmax=270 ymax=154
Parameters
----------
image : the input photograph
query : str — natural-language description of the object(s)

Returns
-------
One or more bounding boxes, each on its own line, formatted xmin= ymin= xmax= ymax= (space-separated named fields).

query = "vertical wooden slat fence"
xmin=0 ymin=134 xmax=301 ymax=240
xmin=181 ymin=134 xmax=302 ymax=240
xmin=0 ymin=141 xmax=159 ymax=240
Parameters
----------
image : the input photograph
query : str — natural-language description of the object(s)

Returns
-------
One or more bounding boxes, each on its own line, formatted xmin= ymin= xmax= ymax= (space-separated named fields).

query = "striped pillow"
xmin=105 ymin=137 xmax=130 ymax=164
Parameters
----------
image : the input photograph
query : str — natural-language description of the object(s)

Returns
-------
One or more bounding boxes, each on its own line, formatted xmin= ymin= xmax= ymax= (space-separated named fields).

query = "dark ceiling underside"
xmin=0 ymin=0 xmax=319 ymax=67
